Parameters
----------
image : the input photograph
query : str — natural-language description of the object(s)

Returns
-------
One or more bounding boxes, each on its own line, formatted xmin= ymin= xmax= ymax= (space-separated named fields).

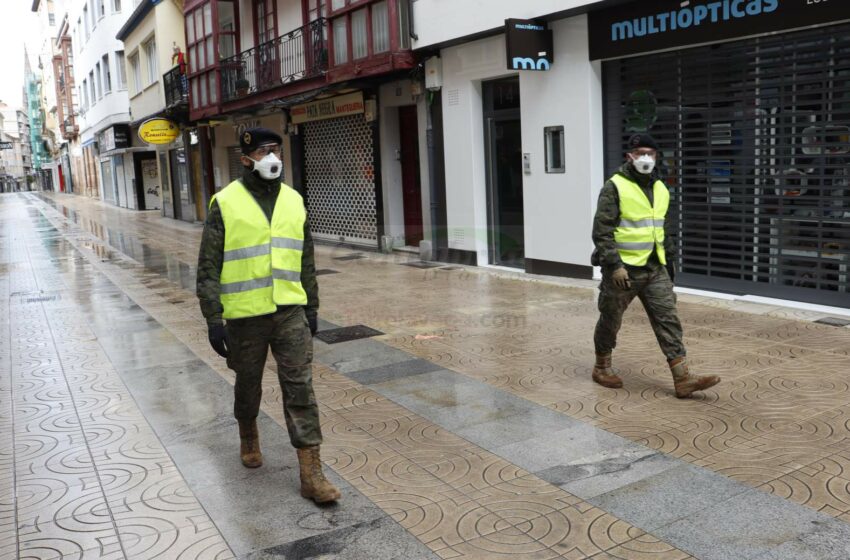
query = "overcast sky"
xmin=0 ymin=2 xmax=40 ymax=111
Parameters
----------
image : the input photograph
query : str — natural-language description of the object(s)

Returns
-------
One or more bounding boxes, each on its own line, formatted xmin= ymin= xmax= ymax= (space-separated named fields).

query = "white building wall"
xmin=440 ymin=14 xmax=603 ymax=269
xmin=413 ymin=0 xmax=595 ymax=49
xmin=519 ymin=15 xmax=602 ymax=269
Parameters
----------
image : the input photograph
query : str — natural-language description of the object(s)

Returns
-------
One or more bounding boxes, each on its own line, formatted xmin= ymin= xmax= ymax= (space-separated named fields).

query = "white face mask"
xmin=251 ymin=153 xmax=282 ymax=180
xmin=631 ymin=154 xmax=656 ymax=175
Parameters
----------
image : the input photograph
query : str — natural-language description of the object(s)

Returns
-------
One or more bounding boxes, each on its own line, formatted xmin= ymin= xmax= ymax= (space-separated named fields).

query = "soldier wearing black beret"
xmin=196 ymin=127 xmax=340 ymax=503
xmin=590 ymin=132 xmax=721 ymax=398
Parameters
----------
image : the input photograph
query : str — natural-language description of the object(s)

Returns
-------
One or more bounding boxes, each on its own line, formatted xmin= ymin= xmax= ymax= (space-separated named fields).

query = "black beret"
xmin=240 ymin=127 xmax=283 ymax=154
xmin=627 ymin=133 xmax=659 ymax=151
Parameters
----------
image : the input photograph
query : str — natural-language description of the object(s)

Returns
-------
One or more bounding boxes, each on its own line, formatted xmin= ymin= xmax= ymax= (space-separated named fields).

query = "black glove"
xmin=208 ymin=324 xmax=229 ymax=358
xmin=666 ymin=263 xmax=676 ymax=284
xmin=306 ymin=313 xmax=318 ymax=336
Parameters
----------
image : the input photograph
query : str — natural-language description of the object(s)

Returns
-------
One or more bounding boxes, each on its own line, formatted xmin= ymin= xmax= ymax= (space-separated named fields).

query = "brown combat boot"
xmin=238 ymin=419 xmax=263 ymax=468
xmin=670 ymin=357 xmax=721 ymax=398
xmin=296 ymin=446 xmax=341 ymax=504
xmin=592 ymin=353 xmax=623 ymax=388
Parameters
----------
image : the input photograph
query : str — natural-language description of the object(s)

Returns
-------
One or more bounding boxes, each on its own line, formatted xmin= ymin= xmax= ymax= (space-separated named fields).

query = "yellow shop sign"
xmin=139 ymin=118 xmax=180 ymax=145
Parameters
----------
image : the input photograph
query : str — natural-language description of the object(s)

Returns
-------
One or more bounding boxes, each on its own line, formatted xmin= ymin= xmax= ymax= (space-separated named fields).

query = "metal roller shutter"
xmin=303 ymin=114 xmax=378 ymax=247
xmin=604 ymin=23 xmax=850 ymax=308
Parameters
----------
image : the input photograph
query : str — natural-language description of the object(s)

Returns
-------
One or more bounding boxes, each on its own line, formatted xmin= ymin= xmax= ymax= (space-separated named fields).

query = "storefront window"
xmin=603 ymin=24 xmax=850 ymax=307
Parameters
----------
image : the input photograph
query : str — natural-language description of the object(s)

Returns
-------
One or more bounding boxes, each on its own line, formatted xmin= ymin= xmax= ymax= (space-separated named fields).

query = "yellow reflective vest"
xmin=212 ymin=180 xmax=308 ymax=320
xmin=611 ymin=174 xmax=669 ymax=267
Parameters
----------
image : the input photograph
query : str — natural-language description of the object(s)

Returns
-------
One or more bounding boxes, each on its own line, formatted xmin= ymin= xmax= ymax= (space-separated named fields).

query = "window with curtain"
xmin=129 ymin=53 xmax=141 ymax=94
xmin=102 ymin=54 xmax=111 ymax=93
xmin=88 ymin=71 xmax=95 ymax=103
xmin=351 ymin=8 xmax=367 ymax=59
xmin=372 ymin=1 xmax=388 ymax=53
xmin=116 ymin=51 xmax=126 ymax=89
xmin=144 ymin=39 xmax=158 ymax=85
xmin=333 ymin=17 xmax=348 ymax=65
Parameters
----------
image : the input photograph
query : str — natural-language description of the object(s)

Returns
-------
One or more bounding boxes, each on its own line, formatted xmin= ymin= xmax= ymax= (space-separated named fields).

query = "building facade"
xmin=411 ymin=0 xmax=850 ymax=309
xmin=179 ymin=0 xmax=422 ymax=242
xmin=117 ymin=0 xmax=191 ymax=216
xmin=70 ymin=0 xmax=133 ymax=204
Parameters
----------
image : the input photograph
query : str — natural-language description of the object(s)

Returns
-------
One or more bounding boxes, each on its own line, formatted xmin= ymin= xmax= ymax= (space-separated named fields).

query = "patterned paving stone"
xmin=10 ymin=192 xmax=850 ymax=559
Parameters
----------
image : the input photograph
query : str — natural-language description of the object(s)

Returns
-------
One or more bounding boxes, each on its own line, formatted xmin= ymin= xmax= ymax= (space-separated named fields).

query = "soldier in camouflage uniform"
xmin=591 ymin=133 xmax=720 ymax=398
xmin=197 ymin=127 xmax=340 ymax=503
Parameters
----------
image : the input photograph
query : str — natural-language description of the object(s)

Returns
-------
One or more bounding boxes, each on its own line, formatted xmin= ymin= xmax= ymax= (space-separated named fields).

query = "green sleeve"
xmin=196 ymin=199 xmax=225 ymax=327
xmin=301 ymin=217 xmax=319 ymax=317
xmin=592 ymin=180 xmax=625 ymax=272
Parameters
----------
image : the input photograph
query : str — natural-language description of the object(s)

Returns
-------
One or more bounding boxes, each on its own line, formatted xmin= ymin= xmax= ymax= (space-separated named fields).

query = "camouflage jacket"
xmin=196 ymin=170 xmax=319 ymax=327
xmin=591 ymin=162 xmax=676 ymax=273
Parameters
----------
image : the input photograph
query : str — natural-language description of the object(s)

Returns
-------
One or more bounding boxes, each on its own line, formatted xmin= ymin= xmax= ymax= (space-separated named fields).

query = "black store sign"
xmin=589 ymin=0 xmax=850 ymax=60
xmin=505 ymin=19 xmax=553 ymax=71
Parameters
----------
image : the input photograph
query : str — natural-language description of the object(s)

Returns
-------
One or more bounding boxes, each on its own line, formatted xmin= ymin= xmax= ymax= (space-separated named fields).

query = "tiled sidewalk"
xmin=3 ymin=191 xmax=850 ymax=559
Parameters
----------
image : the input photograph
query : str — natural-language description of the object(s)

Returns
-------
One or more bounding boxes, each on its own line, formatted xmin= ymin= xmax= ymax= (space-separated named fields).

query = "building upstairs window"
xmin=144 ymin=39 xmax=158 ymax=86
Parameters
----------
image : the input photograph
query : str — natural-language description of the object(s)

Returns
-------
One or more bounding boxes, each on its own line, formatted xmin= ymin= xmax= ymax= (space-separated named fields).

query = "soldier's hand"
xmin=208 ymin=324 xmax=230 ymax=358
xmin=306 ymin=313 xmax=318 ymax=337
xmin=612 ymin=267 xmax=631 ymax=290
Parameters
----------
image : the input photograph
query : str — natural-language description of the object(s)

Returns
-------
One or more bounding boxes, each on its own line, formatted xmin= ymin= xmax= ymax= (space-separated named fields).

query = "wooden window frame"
xmin=252 ymin=0 xmax=278 ymax=47
xmin=328 ymin=0 xmax=401 ymax=69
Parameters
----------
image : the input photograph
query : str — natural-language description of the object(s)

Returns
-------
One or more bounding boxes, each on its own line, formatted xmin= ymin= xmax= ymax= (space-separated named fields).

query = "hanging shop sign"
xmin=139 ymin=118 xmax=180 ymax=145
xmin=0 ymin=142 xmax=12 ymax=150
xmin=589 ymin=0 xmax=850 ymax=60
xmin=99 ymin=124 xmax=131 ymax=152
xmin=505 ymin=19 xmax=553 ymax=71
xmin=291 ymin=92 xmax=365 ymax=124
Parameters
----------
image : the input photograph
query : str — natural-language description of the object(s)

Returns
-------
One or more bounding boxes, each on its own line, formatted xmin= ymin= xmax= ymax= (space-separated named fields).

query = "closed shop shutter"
xmin=303 ymin=114 xmax=377 ymax=247
xmin=227 ymin=146 xmax=243 ymax=183
xmin=604 ymin=24 xmax=850 ymax=308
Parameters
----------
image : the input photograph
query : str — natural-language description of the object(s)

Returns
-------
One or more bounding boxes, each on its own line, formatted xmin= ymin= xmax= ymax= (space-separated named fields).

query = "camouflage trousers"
xmin=226 ymin=306 xmax=322 ymax=448
xmin=594 ymin=263 xmax=686 ymax=361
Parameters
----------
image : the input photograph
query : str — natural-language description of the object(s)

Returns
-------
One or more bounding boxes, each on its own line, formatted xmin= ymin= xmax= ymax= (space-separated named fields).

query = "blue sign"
xmin=505 ymin=19 xmax=553 ymax=71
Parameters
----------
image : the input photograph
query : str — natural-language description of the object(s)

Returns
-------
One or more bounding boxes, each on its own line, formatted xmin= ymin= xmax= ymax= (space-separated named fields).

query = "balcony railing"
xmin=164 ymin=66 xmax=189 ymax=108
xmin=220 ymin=18 xmax=328 ymax=103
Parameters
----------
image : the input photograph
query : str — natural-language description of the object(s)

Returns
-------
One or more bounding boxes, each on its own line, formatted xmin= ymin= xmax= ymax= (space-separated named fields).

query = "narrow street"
xmin=3 ymin=190 xmax=850 ymax=559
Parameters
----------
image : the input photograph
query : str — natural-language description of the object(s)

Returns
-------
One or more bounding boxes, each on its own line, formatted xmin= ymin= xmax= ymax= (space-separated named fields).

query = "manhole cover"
xmin=814 ymin=316 xmax=850 ymax=327
xmin=316 ymin=269 xmax=341 ymax=276
xmin=315 ymin=325 xmax=384 ymax=344
xmin=401 ymin=261 xmax=441 ymax=269
xmin=333 ymin=254 xmax=366 ymax=261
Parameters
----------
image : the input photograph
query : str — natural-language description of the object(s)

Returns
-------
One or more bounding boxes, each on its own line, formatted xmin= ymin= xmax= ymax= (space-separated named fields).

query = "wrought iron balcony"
xmin=163 ymin=66 xmax=189 ymax=108
xmin=221 ymin=18 xmax=328 ymax=103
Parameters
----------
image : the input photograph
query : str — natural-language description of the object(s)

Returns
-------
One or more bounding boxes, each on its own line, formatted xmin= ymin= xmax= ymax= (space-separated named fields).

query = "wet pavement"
xmin=3 ymin=191 xmax=850 ymax=559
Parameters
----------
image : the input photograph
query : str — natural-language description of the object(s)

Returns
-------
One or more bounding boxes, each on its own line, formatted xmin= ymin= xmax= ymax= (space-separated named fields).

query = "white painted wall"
xmin=413 ymin=0 xmax=596 ymax=49
xmin=519 ymin=15 xmax=602 ymax=268
xmin=440 ymin=14 xmax=603 ymax=269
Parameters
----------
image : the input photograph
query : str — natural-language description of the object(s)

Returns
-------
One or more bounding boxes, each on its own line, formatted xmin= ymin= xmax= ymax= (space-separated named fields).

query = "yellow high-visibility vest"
xmin=611 ymin=174 xmax=669 ymax=267
xmin=212 ymin=180 xmax=308 ymax=319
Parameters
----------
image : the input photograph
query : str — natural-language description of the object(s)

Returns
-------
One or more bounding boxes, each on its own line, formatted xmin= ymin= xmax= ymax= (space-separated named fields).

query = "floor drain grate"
xmin=333 ymin=254 xmax=366 ymax=261
xmin=316 ymin=269 xmax=341 ymax=276
xmin=814 ymin=316 xmax=850 ymax=327
xmin=315 ymin=325 xmax=384 ymax=344
xmin=401 ymin=261 xmax=441 ymax=269
xmin=25 ymin=295 xmax=58 ymax=303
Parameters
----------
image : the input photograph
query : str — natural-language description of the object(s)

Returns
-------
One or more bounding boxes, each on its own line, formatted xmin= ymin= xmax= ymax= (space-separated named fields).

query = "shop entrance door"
xmin=483 ymin=77 xmax=524 ymax=268
xmin=399 ymin=105 xmax=423 ymax=246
